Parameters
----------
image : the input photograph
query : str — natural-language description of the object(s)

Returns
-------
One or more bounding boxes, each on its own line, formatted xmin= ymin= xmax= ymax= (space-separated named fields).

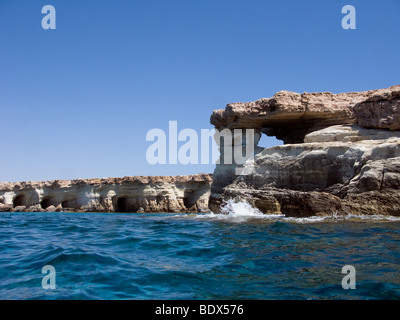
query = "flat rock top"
xmin=210 ymin=85 xmax=400 ymax=130
xmin=0 ymin=173 xmax=213 ymax=191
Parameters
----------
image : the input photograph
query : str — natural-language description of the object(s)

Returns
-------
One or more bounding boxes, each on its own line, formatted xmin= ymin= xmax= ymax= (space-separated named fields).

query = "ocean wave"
xmin=1 ymin=211 xmax=400 ymax=299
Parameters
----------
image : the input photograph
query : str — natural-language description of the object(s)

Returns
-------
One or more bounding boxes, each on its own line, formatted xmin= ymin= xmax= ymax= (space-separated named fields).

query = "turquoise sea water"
xmin=0 ymin=210 xmax=400 ymax=300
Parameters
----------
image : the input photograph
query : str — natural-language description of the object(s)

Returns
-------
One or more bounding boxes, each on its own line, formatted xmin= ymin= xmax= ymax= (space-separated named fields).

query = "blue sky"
xmin=1 ymin=0 xmax=399 ymax=182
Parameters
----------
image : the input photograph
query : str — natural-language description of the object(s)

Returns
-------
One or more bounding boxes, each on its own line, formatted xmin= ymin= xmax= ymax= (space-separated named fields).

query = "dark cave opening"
xmin=117 ymin=197 xmax=129 ymax=212
xmin=183 ymin=190 xmax=199 ymax=210
xmin=13 ymin=195 xmax=25 ymax=208
xmin=61 ymin=200 xmax=76 ymax=209
xmin=40 ymin=197 xmax=52 ymax=209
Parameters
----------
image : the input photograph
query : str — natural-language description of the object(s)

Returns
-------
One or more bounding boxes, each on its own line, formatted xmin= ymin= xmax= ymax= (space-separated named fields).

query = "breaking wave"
xmin=191 ymin=199 xmax=400 ymax=223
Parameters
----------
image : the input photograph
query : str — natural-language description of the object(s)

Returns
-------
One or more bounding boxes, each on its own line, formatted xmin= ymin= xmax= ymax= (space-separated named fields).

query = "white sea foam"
xmin=193 ymin=199 xmax=284 ymax=222
xmin=220 ymin=199 xmax=266 ymax=217
xmin=340 ymin=214 xmax=400 ymax=222
xmin=180 ymin=199 xmax=400 ymax=224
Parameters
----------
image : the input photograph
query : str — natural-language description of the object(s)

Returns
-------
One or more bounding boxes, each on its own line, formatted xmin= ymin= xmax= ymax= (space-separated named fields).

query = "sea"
xmin=1 ymin=200 xmax=400 ymax=300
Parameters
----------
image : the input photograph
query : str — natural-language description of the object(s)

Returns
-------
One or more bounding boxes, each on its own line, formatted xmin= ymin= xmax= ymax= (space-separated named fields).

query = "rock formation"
xmin=0 ymin=174 xmax=212 ymax=213
xmin=353 ymin=87 xmax=400 ymax=130
xmin=210 ymin=85 xmax=400 ymax=217
xmin=2 ymin=84 xmax=400 ymax=217
xmin=211 ymin=85 xmax=399 ymax=144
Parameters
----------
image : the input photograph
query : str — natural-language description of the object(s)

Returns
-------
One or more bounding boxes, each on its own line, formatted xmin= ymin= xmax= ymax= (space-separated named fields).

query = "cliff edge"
xmin=0 ymin=174 xmax=212 ymax=213
xmin=2 ymin=84 xmax=400 ymax=217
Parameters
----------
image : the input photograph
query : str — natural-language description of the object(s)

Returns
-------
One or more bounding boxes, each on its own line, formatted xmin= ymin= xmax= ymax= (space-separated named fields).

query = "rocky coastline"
xmin=1 ymin=85 xmax=400 ymax=217
xmin=0 ymin=174 xmax=212 ymax=213
xmin=209 ymin=84 xmax=400 ymax=217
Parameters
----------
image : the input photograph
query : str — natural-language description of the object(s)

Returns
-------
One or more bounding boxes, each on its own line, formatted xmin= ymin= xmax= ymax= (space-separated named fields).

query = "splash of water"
xmin=220 ymin=199 xmax=264 ymax=217
xmin=192 ymin=199 xmax=284 ymax=222
xmin=188 ymin=199 xmax=400 ymax=223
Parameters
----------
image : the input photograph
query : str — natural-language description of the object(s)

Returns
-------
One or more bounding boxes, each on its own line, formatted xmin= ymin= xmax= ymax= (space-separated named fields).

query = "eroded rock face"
xmin=353 ymin=87 xmax=400 ymax=130
xmin=210 ymin=85 xmax=400 ymax=217
xmin=0 ymin=174 xmax=212 ymax=213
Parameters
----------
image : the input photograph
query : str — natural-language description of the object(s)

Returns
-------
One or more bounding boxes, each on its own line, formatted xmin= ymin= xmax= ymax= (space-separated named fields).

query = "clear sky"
xmin=1 ymin=0 xmax=399 ymax=182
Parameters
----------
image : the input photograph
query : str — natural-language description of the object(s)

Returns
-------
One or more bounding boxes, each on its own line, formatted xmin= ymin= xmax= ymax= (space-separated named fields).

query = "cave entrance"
xmin=13 ymin=195 xmax=25 ymax=208
xmin=61 ymin=200 xmax=75 ymax=209
xmin=117 ymin=197 xmax=129 ymax=212
xmin=184 ymin=190 xmax=200 ymax=210
xmin=40 ymin=197 xmax=52 ymax=209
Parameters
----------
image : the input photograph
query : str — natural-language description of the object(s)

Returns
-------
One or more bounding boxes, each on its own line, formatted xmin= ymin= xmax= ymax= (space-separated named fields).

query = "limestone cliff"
xmin=2 ymin=85 xmax=400 ymax=217
xmin=210 ymin=85 xmax=400 ymax=217
xmin=0 ymin=174 xmax=212 ymax=213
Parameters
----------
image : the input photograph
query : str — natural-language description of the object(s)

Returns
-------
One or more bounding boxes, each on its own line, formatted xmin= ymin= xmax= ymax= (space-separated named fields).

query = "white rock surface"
xmin=0 ymin=174 xmax=212 ymax=213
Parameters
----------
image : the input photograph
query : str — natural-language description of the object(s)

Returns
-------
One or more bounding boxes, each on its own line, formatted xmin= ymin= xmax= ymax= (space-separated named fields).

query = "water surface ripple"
xmin=0 ymin=212 xmax=399 ymax=300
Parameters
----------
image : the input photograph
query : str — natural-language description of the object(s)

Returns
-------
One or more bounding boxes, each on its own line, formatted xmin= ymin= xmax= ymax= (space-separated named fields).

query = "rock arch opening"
xmin=257 ymin=133 xmax=283 ymax=148
xmin=261 ymin=126 xmax=311 ymax=144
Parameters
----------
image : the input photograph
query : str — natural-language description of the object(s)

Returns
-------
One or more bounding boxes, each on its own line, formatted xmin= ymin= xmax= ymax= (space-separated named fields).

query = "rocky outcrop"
xmin=3 ymin=85 xmax=400 ymax=218
xmin=210 ymin=85 xmax=400 ymax=217
xmin=211 ymin=85 xmax=400 ymax=144
xmin=0 ymin=174 xmax=212 ymax=213
xmin=353 ymin=87 xmax=400 ymax=130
